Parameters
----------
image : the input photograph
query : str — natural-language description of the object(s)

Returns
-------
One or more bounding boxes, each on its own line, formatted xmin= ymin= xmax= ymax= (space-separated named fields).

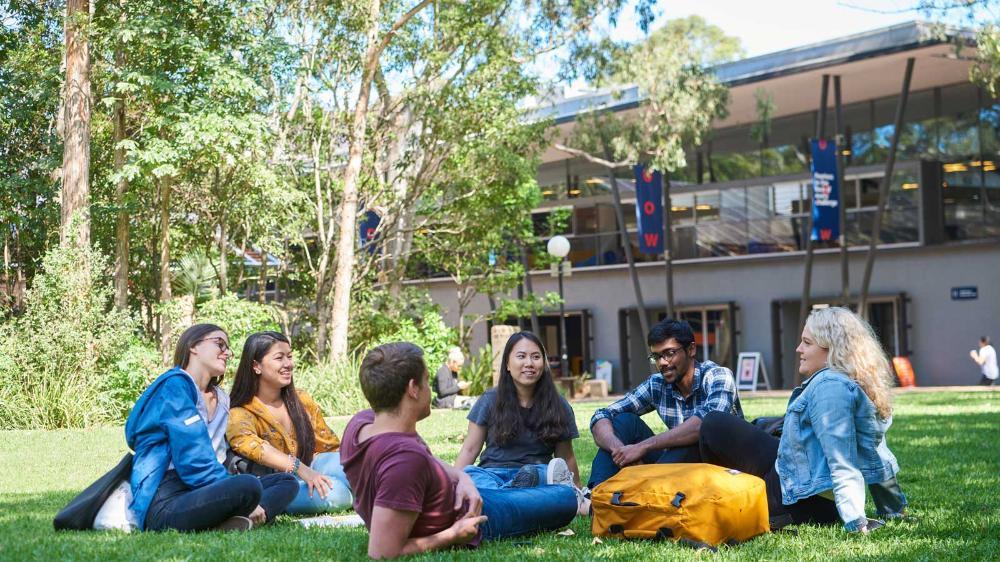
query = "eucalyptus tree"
xmin=554 ymin=16 xmax=739 ymax=325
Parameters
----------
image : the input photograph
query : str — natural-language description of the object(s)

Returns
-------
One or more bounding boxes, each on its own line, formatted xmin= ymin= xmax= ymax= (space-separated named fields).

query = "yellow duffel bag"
xmin=591 ymin=463 xmax=770 ymax=547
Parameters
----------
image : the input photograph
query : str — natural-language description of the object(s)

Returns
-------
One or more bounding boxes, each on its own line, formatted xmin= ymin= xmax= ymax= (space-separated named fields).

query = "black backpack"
xmin=53 ymin=453 xmax=133 ymax=531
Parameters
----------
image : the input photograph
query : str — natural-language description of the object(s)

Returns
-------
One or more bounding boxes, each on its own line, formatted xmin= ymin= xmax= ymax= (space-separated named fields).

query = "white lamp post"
xmin=547 ymin=235 xmax=570 ymax=377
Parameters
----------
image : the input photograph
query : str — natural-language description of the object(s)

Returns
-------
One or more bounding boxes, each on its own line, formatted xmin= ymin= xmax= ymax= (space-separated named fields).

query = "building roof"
xmin=534 ymin=20 xmax=973 ymax=126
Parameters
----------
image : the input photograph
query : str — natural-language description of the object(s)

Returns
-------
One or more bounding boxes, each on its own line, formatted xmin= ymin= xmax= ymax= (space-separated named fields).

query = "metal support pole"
xmin=796 ymin=74 xmax=829 ymax=381
xmin=834 ymin=75 xmax=849 ymax=305
xmin=663 ymin=171 xmax=675 ymax=319
xmin=859 ymin=58 xmax=914 ymax=319
xmin=557 ymin=260 xmax=569 ymax=375
xmin=520 ymin=246 xmax=540 ymax=334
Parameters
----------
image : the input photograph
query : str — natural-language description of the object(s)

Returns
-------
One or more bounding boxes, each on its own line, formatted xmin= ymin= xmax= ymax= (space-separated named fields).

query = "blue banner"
xmin=359 ymin=210 xmax=380 ymax=255
xmin=809 ymin=138 xmax=840 ymax=242
xmin=634 ymin=165 xmax=664 ymax=254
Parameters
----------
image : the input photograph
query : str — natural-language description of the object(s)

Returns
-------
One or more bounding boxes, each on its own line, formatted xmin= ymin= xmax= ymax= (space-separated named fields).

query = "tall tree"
xmin=555 ymin=16 xmax=737 ymax=326
xmin=60 ymin=0 xmax=91 ymax=248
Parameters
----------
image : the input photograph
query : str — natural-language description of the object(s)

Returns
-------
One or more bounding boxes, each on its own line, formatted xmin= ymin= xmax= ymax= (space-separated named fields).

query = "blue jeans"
xmin=285 ymin=452 xmax=354 ymax=515
xmin=476 ymin=479 xmax=578 ymax=540
xmin=145 ymin=470 xmax=297 ymax=531
xmin=463 ymin=465 xmax=547 ymax=490
xmin=588 ymin=412 xmax=701 ymax=489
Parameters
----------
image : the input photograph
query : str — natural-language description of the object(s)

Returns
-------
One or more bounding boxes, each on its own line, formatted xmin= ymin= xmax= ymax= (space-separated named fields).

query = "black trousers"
xmin=145 ymin=470 xmax=298 ymax=532
xmin=699 ymin=411 xmax=839 ymax=526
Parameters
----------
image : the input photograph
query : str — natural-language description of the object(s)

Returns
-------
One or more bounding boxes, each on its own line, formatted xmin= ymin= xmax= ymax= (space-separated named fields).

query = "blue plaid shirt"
xmin=590 ymin=360 xmax=742 ymax=430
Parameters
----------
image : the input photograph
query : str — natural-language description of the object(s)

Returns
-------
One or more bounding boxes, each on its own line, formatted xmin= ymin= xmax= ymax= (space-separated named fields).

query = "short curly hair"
xmin=359 ymin=342 xmax=427 ymax=412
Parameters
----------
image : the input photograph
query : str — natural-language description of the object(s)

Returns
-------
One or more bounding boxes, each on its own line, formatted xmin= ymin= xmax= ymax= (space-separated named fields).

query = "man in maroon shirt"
xmin=341 ymin=342 xmax=578 ymax=559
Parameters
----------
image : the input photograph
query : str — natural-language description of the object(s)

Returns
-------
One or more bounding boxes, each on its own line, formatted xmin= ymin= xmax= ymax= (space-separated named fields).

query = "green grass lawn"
xmin=1 ymin=391 xmax=998 ymax=561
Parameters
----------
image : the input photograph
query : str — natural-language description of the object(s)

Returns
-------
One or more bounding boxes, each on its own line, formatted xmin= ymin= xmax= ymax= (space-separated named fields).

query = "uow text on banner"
xmin=634 ymin=165 xmax=665 ymax=254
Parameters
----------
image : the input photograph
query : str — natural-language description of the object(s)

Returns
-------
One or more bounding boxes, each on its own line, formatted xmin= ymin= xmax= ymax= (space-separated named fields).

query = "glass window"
xmin=694 ymin=191 xmax=720 ymax=222
xmin=773 ymin=182 xmax=803 ymax=215
xmin=859 ymin=177 xmax=880 ymax=208
xmin=670 ymin=193 xmax=695 ymax=226
xmin=721 ymin=188 xmax=747 ymax=222
xmin=746 ymin=185 xmax=772 ymax=219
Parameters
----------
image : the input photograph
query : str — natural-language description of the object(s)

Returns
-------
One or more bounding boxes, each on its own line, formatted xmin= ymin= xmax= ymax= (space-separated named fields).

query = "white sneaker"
xmin=546 ymin=458 xmax=590 ymax=514
xmin=546 ymin=458 xmax=573 ymax=486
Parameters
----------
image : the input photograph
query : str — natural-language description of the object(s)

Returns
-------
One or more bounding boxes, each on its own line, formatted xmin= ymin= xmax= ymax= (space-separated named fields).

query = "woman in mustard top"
xmin=227 ymin=331 xmax=352 ymax=514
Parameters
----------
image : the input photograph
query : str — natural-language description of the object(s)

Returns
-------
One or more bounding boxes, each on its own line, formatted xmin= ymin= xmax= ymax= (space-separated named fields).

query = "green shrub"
xmin=294 ymin=355 xmax=368 ymax=416
xmin=351 ymin=288 xmax=457 ymax=372
xmin=99 ymin=337 xmax=160 ymax=422
xmin=461 ymin=345 xmax=495 ymax=396
xmin=370 ymin=310 xmax=456 ymax=382
xmin=0 ymin=244 xmax=139 ymax=429
xmin=195 ymin=293 xmax=280 ymax=369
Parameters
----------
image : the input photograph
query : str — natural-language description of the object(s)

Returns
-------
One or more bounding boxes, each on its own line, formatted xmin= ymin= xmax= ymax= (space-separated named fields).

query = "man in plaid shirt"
xmin=588 ymin=319 xmax=742 ymax=488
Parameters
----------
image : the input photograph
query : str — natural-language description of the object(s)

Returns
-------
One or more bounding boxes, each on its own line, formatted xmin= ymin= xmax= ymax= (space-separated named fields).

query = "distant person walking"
xmin=970 ymin=336 xmax=998 ymax=386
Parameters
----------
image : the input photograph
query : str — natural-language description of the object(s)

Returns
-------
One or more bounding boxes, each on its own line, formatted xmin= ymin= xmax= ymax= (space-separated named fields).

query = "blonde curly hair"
xmin=806 ymin=307 xmax=894 ymax=419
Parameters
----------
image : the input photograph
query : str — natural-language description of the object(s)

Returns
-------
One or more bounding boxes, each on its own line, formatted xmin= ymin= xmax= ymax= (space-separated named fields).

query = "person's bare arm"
xmin=611 ymin=416 xmax=702 ymax=467
xmin=368 ymin=506 xmax=485 ymax=559
xmin=454 ymin=422 xmax=486 ymax=469
xmin=255 ymin=441 xmax=332 ymax=498
xmin=971 ymin=349 xmax=986 ymax=365
xmin=591 ymin=418 xmax=625 ymax=452
xmin=554 ymin=440 xmax=582 ymax=487
xmin=434 ymin=458 xmax=483 ymax=516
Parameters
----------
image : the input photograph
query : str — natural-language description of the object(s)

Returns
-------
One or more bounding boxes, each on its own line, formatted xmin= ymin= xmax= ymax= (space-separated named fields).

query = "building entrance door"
xmin=771 ymin=294 xmax=909 ymax=389
xmin=618 ymin=303 xmax=738 ymax=392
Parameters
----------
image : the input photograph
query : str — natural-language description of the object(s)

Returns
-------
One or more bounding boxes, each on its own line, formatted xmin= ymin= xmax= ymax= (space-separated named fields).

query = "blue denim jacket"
xmin=776 ymin=369 xmax=904 ymax=530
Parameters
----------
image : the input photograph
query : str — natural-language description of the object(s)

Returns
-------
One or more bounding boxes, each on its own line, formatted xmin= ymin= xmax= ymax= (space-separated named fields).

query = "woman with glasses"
xmin=454 ymin=331 xmax=587 ymax=516
xmin=699 ymin=307 xmax=908 ymax=533
xmin=126 ymin=324 xmax=298 ymax=532
xmin=227 ymin=331 xmax=353 ymax=514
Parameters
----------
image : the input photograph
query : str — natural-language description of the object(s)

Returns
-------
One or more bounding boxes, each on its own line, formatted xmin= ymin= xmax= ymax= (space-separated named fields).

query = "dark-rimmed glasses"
xmin=647 ymin=346 xmax=687 ymax=364
xmin=197 ymin=337 xmax=230 ymax=354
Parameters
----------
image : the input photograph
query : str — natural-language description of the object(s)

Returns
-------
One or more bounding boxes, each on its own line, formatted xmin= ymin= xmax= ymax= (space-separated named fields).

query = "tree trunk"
xmin=60 ymin=0 xmax=91 ymax=248
xmin=112 ymin=51 xmax=129 ymax=310
xmin=608 ymin=167 xmax=650 ymax=338
xmin=327 ymin=0 xmax=382 ymax=360
xmin=258 ymin=250 xmax=268 ymax=304
xmin=159 ymin=177 xmax=173 ymax=365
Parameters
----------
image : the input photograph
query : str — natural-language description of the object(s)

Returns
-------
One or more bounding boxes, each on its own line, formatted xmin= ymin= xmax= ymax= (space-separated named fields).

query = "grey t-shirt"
xmin=467 ymin=387 xmax=579 ymax=468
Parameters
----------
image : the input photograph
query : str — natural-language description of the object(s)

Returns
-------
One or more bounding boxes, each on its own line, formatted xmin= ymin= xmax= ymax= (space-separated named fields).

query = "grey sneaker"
xmin=215 ymin=515 xmax=253 ymax=532
xmin=546 ymin=457 xmax=573 ymax=487
xmin=511 ymin=465 xmax=540 ymax=488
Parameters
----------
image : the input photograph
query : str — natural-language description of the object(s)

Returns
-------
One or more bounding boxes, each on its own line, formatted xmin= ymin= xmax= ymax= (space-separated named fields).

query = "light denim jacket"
xmin=776 ymin=368 xmax=904 ymax=530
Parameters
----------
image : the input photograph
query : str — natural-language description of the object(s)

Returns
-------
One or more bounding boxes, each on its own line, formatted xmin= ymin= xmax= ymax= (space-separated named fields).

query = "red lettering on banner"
xmin=643 ymin=201 xmax=655 ymax=215
xmin=366 ymin=228 xmax=375 ymax=240
xmin=643 ymin=233 xmax=659 ymax=247
xmin=642 ymin=169 xmax=654 ymax=183
xmin=820 ymin=228 xmax=832 ymax=241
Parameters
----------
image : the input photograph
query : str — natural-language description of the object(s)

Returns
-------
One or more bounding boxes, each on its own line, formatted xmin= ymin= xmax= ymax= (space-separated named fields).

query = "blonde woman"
xmin=698 ymin=307 xmax=907 ymax=533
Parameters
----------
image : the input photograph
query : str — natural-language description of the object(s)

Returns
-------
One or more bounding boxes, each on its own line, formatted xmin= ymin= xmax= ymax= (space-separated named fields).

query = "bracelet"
xmin=287 ymin=454 xmax=301 ymax=475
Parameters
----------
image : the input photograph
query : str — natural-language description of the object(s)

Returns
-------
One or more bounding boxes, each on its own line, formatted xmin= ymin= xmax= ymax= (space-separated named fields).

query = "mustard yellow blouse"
xmin=226 ymin=390 xmax=340 ymax=464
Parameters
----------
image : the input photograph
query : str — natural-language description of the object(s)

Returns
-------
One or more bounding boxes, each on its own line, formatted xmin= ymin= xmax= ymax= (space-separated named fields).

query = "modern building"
xmin=417 ymin=21 xmax=1000 ymax=390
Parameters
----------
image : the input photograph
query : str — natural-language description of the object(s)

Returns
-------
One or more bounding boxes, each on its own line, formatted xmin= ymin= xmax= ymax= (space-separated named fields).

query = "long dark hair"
xmin=174 ymin=323 xmax=226 ymax=389
xmin=230 ymin=331 xmax=316 ymax=465
xmin=489 ymin=331 xmax=570 ymax=446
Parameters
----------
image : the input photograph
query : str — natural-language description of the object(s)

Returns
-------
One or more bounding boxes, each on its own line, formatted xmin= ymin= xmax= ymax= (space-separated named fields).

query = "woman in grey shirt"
xmin=454 ymin=332 xmax=586 ymax=513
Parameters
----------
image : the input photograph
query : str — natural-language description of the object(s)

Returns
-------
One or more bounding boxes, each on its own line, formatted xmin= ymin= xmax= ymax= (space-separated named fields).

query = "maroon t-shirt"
xmin=341 ymin=410 xmax=468 ymax=541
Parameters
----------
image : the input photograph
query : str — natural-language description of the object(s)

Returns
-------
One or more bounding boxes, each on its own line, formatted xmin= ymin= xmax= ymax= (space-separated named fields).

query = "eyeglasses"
xmin=647 ymin=346 xmax=688 ymax=364
xmin=197 ymin=337 xmax=230 ymax=354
